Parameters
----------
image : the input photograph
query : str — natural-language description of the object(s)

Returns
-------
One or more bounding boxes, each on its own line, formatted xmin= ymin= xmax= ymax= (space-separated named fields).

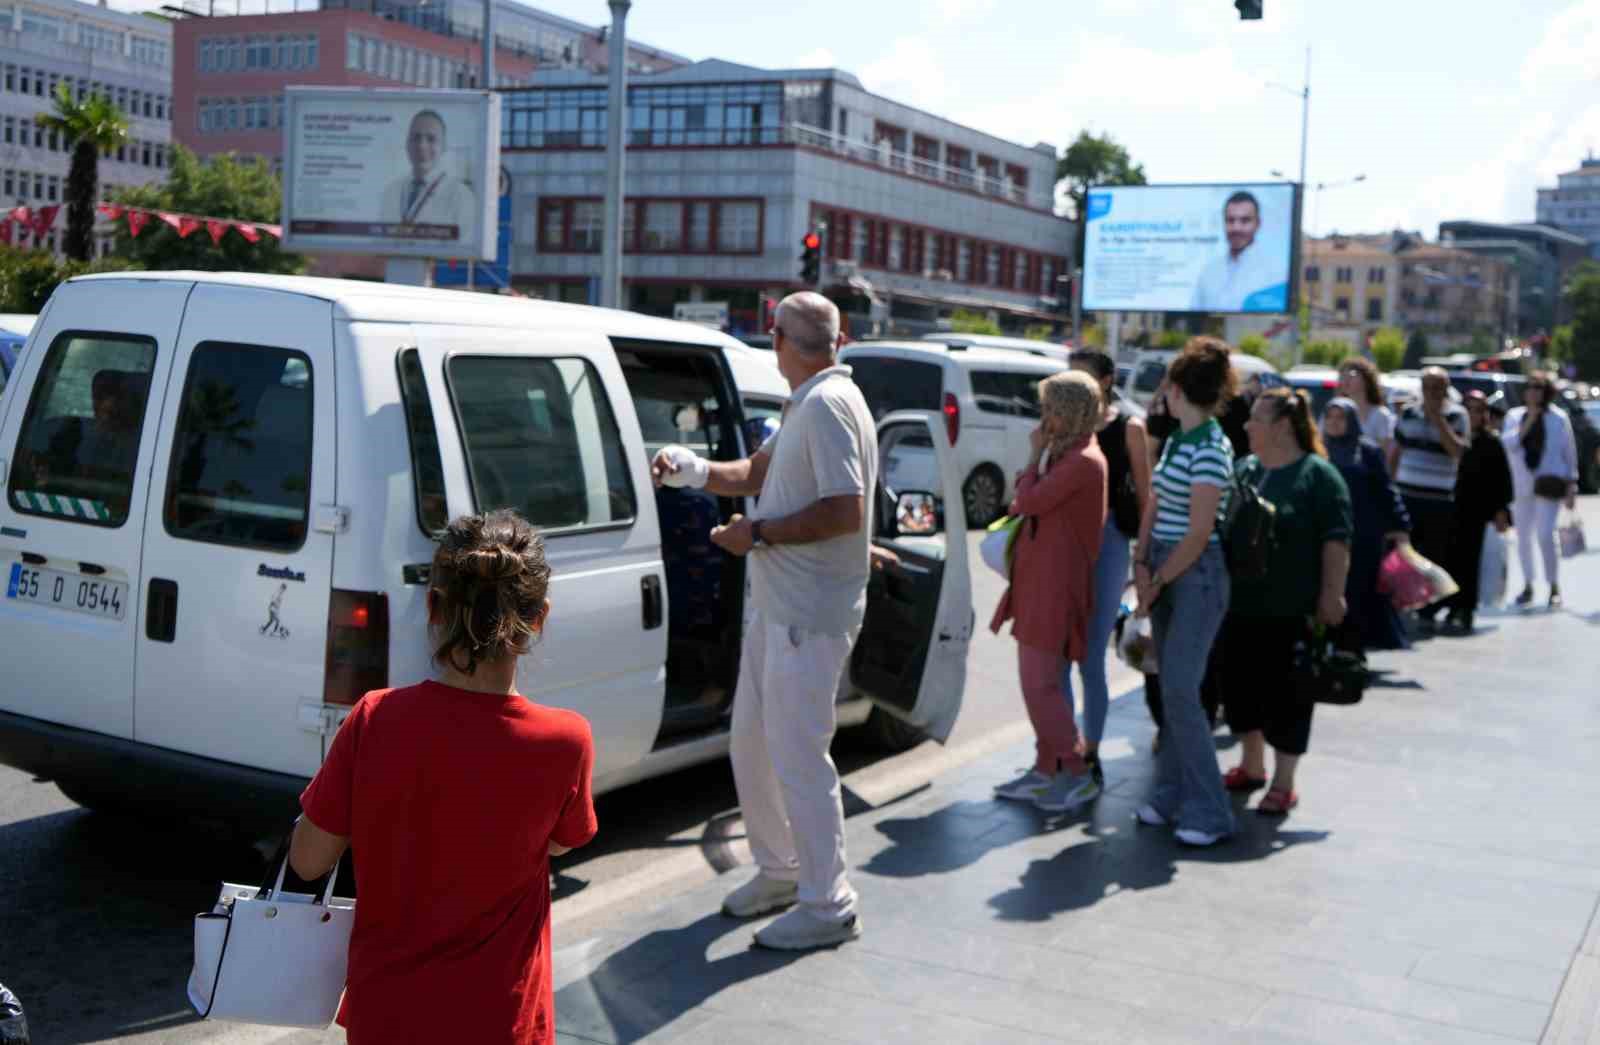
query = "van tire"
xmin=963 ymin=466 xmax=1005 ymax=528
xmin=864 ymin=706 xmax=926 ymax=752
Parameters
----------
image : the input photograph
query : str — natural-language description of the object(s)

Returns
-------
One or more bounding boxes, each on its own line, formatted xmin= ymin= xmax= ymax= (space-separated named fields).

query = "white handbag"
xmin=1478 ymin=523 xmax=1508 ymax=608
xmin=188 ymin=847 xmax=355 ymax=1028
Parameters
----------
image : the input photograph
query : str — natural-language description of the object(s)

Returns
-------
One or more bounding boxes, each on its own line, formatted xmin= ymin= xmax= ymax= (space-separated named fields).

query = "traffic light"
xmin=800 ymin=230 xmax=822 ymax=285
xmin=1235 ymin=0 xmax=1262 ymax=18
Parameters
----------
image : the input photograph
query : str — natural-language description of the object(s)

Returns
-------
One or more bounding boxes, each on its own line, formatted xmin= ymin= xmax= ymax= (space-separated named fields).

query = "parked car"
xmin=1561 ymin=390 xmax=1600 ymax=493
xmin=0 ymin=315 xmax=35 ymax=399
xmin=840 ymin=340 xmax=1068 ymax=526
xmin=920 ymin=332 xmax=1072 ymax=365
xmin=0 ymin=272 xmax=973 ymax=828
xmin=1125 ymin=349 xmax=1282 ymax=409
xmin=1284 ymin=366 xmax=1342 ymax=419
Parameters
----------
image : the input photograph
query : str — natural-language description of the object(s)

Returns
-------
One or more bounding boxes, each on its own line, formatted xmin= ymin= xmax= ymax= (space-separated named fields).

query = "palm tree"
xmin=36 ymin=83 xmax=129 ymax=262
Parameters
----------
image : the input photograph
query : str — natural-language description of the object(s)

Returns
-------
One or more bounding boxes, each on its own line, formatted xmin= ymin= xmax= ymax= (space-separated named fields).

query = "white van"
xmin=0 ymin=273 xmax=972 ymax=827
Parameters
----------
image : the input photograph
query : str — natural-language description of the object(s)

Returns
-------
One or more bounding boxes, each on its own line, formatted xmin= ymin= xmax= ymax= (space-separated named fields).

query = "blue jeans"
xmin=1064 ymin=515 xmax=1130 ymax=747
xmin=1146 ymin=540 xmax=1235 ymax=838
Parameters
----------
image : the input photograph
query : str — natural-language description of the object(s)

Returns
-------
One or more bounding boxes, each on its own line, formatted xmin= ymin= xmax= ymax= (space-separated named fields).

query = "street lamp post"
xmin=600 ymin=0 xmax=631 ymax=309
xmin=1267 ymin=46 xmax=1311 ymax=364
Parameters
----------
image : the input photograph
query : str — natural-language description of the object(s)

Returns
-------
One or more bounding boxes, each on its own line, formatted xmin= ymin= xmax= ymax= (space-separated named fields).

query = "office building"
xmin=500 ymin=59 xmax=1074 ymax=335
xmin=1536 ymin=155 xmax=1600 ymax=252
xmin=1439 ymin=219 xmax=1590 ymax=333
xmin=0 ymin=0 xmax=173 ymax=257
xmin=1298 ymin=235 xmax=1400 ymax=346
xmin=1394 ymin=240 xmax=1517 ymax=348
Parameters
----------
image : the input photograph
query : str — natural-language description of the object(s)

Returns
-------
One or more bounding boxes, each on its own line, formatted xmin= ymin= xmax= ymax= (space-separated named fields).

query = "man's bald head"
xmin=1420 ymin=366 xmax=1449 ymax=395
xmin=775 ymin=292 xmax=841 ymax=358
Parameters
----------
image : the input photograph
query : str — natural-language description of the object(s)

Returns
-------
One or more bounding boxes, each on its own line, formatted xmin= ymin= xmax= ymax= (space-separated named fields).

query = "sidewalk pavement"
xmin=554 ymin=516 xmax=1600 ymax=1045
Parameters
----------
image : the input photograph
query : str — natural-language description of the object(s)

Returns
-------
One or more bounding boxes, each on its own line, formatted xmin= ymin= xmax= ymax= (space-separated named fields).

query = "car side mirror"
xmin=894 ymin=491 xmax=941 ymax=536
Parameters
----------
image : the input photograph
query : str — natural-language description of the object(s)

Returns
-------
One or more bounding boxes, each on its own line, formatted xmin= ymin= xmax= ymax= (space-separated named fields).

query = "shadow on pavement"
xmin=554 ymin=912 xmax=805 ymax=1044
xmin=988 ymin=819 xmax=1330 ymax=925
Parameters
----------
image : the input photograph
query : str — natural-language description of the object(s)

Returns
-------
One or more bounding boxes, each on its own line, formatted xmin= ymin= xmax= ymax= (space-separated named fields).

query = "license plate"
xmin=6 ymin=562 xmax=127 ymax=621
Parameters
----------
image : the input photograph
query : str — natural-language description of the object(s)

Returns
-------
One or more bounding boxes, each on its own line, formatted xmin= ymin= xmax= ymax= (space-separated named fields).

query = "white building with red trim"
xmin=501 ymin=59 xmax=1075 ymax=336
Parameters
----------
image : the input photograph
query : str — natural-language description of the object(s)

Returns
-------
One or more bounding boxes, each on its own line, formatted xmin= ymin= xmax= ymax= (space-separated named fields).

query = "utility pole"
xmin=1292 ymin=45 xmax=1310 ymax=366
xmin=481 ymin=0 xmax=494 ymax=88
xmin=600 ymin=0 xmax=630 ymax=309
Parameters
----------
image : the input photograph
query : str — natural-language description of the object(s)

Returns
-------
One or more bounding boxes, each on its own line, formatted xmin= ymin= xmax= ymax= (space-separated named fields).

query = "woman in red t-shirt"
xmin=290 ymin=509 xmax=597 ymax=1044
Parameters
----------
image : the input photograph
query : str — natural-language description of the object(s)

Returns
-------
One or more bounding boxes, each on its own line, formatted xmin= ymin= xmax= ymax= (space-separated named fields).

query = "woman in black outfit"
xmin=1447 ymin=391 xmax=1514 ymax=631
xmin=1321 ymin=397 xmax=1412 ymax=650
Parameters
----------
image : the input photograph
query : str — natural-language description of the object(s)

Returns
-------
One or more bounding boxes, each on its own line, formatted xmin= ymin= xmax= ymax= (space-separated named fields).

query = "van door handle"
xmin=641 ymin=575 xmax=663 ymax=630
xmin=147 ymin=578 xmax=178 ymax=643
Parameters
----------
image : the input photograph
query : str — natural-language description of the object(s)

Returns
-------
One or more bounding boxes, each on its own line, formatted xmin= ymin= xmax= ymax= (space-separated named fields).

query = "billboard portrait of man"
xmin=1189 ymin=190 xmax=1288 ymax=312
xmin=380 ymin=109 xmax=479 ymax=235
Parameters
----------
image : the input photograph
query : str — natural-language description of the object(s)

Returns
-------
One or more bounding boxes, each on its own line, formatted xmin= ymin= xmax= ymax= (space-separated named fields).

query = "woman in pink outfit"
xmin=990 ymin=370 xmax=1108 ymax=813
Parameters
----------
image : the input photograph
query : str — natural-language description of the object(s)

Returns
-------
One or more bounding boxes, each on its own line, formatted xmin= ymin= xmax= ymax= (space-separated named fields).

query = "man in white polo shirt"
xmin=651 ymin=292 xmax=877 ymax=951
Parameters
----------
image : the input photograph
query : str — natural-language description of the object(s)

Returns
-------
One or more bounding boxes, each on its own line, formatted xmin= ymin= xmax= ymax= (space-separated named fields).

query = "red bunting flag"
xmin=9 ymin=206 xmax=29 ymax=225
xmin=127 ymin=210 xmax=151 ymax=237
xmin=156 ymin=212 xmax=181 ymax=232
xmin=30 ymin=205 xmax=59 ymax=241
xmin=97 ymin=203 xmax=124 ymax=221
xmin=177 ymin=216 xmax=201 ymax=239
xmin=0 ymin=219 xmax=11 ymax=246
xmin=205 ymin=219 xmax=228 ymax=245
xmin=259 ymin=224 xmax=282 ymax=240
xmin=234 ymin=222 xmax=260 ymax=244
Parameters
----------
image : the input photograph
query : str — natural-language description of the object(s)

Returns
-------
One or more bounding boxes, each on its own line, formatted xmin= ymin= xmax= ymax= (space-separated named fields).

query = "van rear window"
xmin=164 ymin=343 xmax=313 ymax=551
xmin=8 ymin=332 xmax=157 ymax=527
xmin=448 ymin=355 xmax=636 ymax=532
xmin=397 ymin=349 xmax=448 ymax=536
xmin=846 ymin=357 xmax=943 ymax=420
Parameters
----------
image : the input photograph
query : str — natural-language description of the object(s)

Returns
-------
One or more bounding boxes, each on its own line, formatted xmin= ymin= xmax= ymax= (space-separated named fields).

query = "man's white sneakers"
xmin=721 ymin=873 xmax=799 ymax=919
xmin=753 ymin=907 xmax=862 ymax=951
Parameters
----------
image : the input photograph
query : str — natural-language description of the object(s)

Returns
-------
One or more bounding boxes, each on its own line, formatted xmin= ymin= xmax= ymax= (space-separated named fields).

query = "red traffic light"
xmin=803 ymin=232 xmax=821 ymax=250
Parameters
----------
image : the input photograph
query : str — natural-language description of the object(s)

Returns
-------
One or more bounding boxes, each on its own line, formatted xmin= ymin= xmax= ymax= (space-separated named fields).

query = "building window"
xmin=539 ymin=200 xmax=566 ymax=250
xmin=716 ymin=201 xmax=760 ymax=253
xmin=1368 ymin=266 xmax=1386 ymax=283
xmin=1335 ymin=266 xmax=1353 ymax=283
xmin=887 ymin=225 xmax=904 ymax=270
xmin=571 ymin=200 xmax=603 ymax=251
xmin=986 ymin=244 xmax=1000 ymax=285
xmin=1366 ymin=298 xmax=1383 ymax=321
xmin=958 ymin=239 xmax=973 ymax=281
xmin=686 ymin=201 xmax=711 ymax=251
xmin=1335 ymin=296 xmax=1351 ymax=316
xmin=641 ymin=200 xmax=682 ymax=251
xmin=21 ymin=10 xmax=63 ymax=42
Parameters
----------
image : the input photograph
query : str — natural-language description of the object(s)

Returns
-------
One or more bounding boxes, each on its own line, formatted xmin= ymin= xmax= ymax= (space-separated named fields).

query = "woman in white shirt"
xmin=1501 ymin=372 xmax=1579 ymax=608
xmin=1338 ymin=357 xmax=1395 ymax=457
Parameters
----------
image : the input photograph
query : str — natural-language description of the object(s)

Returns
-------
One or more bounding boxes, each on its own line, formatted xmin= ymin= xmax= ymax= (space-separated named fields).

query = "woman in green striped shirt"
xmin=1131 ymin=338 xmax=1238 ymax=847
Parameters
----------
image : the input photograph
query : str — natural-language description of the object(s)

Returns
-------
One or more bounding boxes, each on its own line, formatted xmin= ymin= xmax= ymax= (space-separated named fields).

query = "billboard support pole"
xmin=600 ymin=0 xmax=631 ymax=310
xmin=1291 ymin=46 xmax=1310 ymax=367
xmin=482 ymin=0 xmax=494 ymax=88
xmin=1070 ymin=266 xmax=1083 ymax=347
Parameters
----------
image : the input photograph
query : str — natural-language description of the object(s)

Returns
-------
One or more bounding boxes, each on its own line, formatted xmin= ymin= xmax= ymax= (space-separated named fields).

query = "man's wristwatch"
xmin=751 ymin=520 xmax=766 ymax=547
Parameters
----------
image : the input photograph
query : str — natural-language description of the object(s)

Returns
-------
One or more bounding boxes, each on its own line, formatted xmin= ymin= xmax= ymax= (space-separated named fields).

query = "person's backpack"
xmin=1223 ymin=457 xmax=1276 ymax=581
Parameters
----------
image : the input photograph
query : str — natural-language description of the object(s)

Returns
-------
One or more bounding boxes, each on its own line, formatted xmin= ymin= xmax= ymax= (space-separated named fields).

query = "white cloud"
xmin=859 ymin=36 xmax=953 ymax=112
xmin=793 ymin=47 xmax=838 ymax=69
xmin=933 ymin=0 xmax=998 ymax=22
xmin=1520 ymin=0 xmax=1600 ymax=90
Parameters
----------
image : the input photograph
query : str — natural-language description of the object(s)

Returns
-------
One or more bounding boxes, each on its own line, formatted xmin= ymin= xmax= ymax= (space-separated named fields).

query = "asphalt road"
xmin=0 ymin=527 xmax=1135 ymax=1043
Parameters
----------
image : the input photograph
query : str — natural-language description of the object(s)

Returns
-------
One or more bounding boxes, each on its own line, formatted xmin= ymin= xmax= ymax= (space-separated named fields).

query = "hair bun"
xmin=461 ymin=545 xmax=520 ymax=581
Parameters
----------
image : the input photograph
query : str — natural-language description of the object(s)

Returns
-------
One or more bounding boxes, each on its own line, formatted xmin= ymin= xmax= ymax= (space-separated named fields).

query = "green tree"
xmin=1236 ymin=333 xmax=1270 ymax=358
xmin=1549 ymin=323 xmax=1574 ymax=363
xmin=110 ymin=147 xmax=303 ymax=273
xmin=1371 ymin=327 xmax=1406 ymax=372
xmin=947 ymin=308 xmax=1001 ymax=335
xmin=1565 ymin=261 xmax=1600 ymax=379
xmin=1403 ymin=329 xmax=1430 ymax=369
xmin=0 ymin=246 xmax=138 ymax=312
xmin=35 ymin=83 xmax=129 ymax=262
xmin=1056 ymin=130 xmax=1147 ymax=273
xmin=1025 ymin=323 xmax=1058 ymax=343
xmin=1154 ymin=329 xmax=1187 ymax=350
xmin=1300 ymin=339 xmax=1350 ymax=367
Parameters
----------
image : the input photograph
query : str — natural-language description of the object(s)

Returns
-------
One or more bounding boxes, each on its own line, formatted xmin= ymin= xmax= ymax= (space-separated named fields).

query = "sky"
xmin=119 ymin=0 xmax=1600 ymax=238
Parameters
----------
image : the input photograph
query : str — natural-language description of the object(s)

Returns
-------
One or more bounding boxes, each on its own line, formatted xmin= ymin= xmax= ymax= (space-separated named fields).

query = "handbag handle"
xmin=262 ymin=817 xmax=344 ymax=906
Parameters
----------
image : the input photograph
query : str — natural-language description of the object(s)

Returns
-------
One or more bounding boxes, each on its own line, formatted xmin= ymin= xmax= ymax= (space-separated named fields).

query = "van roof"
xmin=844 ymin=340 xmax=1065 ymax=372
xmin=69 ymin=270 xmax=741 ymax=350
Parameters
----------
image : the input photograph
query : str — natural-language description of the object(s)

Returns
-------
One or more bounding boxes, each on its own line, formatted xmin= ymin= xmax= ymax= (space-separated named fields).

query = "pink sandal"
xmin=1257 ymin=788 xmax=1299 ymax=815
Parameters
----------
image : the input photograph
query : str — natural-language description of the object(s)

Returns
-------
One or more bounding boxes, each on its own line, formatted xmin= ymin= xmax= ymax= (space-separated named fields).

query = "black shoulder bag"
xmin=1222 ymin=458 xmax=1276 ymax=581
xmin=1292 ymin=622 xmax=1369 ymax=706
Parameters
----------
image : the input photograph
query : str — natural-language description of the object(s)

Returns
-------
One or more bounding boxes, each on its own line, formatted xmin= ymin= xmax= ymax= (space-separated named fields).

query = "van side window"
xmin=970 ymin=371 xmax=1042 ymax=419
xmin=8 ymin=332 xmax=157 ymax=527
xmin=846 ymin=357 xmax=943 ymax=421
xmin=448 ymin=355 xmax=635 ymax=531
xmin=397 ymin=348 xmax=448 ymax=535
xmin=163 ymin=343 xmax=313 ymax=551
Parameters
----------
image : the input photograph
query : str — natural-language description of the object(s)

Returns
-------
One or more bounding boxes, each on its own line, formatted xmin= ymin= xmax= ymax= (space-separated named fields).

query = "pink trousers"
xmin=1018 ymin=643 xmax=1087 ymax=775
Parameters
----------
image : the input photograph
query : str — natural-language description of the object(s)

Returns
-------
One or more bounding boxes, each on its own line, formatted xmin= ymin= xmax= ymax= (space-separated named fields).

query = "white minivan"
xmin=0 ymin=273 xmax=972 ymax=828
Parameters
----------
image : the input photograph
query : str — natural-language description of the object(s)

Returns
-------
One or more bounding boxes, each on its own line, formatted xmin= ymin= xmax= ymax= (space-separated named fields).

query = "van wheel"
xmin=865 ymin=706 xmax=926 ymax=752
xmin=963 ymin=467 xmax=1004 ymax=528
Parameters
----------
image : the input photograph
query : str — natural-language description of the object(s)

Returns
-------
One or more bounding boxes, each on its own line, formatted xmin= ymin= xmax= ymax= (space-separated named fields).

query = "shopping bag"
xmin=979 ymin=515 xmax=1023 ymax=579
xmin=1377 ymin=543 xmax=1459 ymax=611
xmin=1114 ymin=603 xmax=1159 ymax=674
xmin=1560 ymin=513 xmax=1587 ymax=559
xmin=188 ymin=840 xmax=354 ymax=1028
xmin=1478 ymin=524 xmax=1508 ymax=608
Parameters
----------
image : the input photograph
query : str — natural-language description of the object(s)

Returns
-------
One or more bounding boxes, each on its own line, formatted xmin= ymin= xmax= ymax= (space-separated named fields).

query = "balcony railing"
xmin=786 ymin=123 xmax=1051 ymax=210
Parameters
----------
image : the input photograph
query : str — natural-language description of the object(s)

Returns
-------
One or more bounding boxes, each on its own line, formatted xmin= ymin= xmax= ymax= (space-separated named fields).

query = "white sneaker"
xmin=1033 ymin=772 xmax=1100 ymax=813
xmin=721 ymin=873 xmax=798 ymax=918
xmin=993 ymin=769 xmax=1051 ymax=801
xmin=1176 ymin=827 xmax=1226 ymax=847
xmin=1134 ymin=803 xmax=1170 ymax=827
xmin=753 ymin=907 xmax=862 ymax=951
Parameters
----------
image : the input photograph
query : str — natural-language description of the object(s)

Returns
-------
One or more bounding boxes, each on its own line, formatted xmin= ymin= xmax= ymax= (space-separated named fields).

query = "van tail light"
xmin=324 ymin=589 xmax=389 ymax=706
xmin=943 ymin=392 xmax=961 ymax=446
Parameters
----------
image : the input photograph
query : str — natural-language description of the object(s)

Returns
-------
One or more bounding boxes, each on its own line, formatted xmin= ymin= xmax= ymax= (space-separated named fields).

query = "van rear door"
xmin=0 ymin=279 xmax=191 ymax=737
xmin=850 ymin=410 xmax=972 ymax=743
xmin=132 ymin=285 xmax=335 ymax=778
